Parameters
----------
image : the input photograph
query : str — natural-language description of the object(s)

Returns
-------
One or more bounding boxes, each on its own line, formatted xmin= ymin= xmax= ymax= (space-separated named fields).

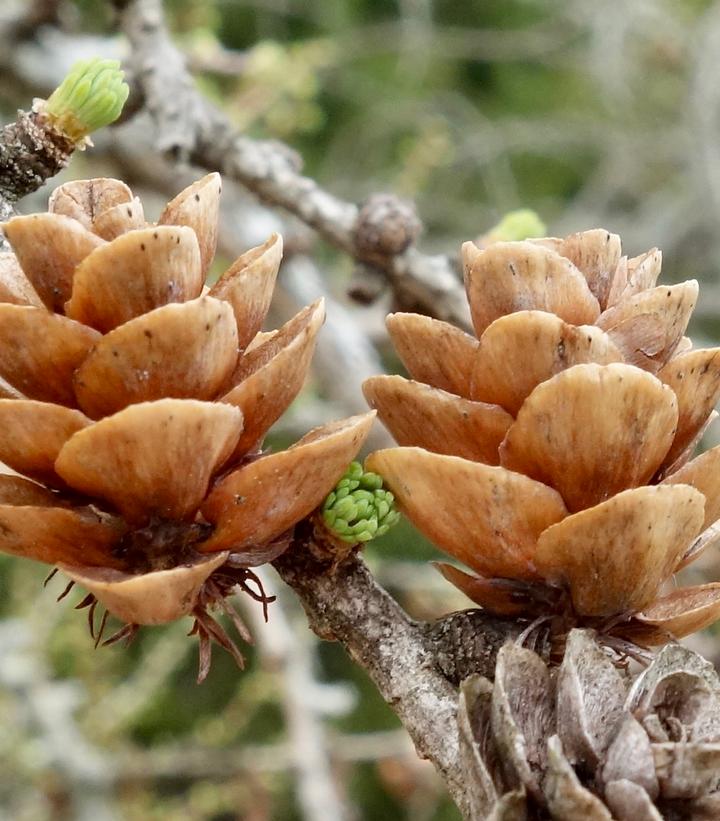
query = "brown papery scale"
xmin=364 ymin=229 xmax=720 ymax=658
xmin=0 ymin=174 xmax=373 ymax=680
xmin=457 ymin=631 xmax=720 ymax=818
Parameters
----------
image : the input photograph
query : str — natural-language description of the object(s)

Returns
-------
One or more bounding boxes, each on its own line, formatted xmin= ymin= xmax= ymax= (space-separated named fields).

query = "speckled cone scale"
xmin=462 ymin=239 xmax=600 ymax=336
xmin=65 ymin=225 xmax=203 ymax=331
xmin=221 ymin=299 xmax=325 ymax=458
xmin=605 ymin=255 xmax=629 ymax=310
xmin=55 ymin=399 xmax=243 ymax=524
xmin=658 ymin=347 xmax=720 ymax=467
xmin=370 ymin=227 xmax=720 ymax=648
xmin=48 ymin=176 xmax=146 ymax=240
xmin=531 ymin=228 xmax=622 ymax=308
xmin=385 ymin=311 xmax=478 ymax=397
xmin=0 ymin=175 xmax=371 ymax=633
xmin=534 ymin=485 xmax=704 ymax=616
xmin=366 ymin=447 xmax=567 ymax=580
xmin=74 ymin=296 xmax=239 ymax=418
xmin=92 ymin=197 xmax=145 ymax=241
xmin=59 ymin=552 xmax=229 ymax=625
xmin=470 ymin=310 xmax=623 ymax=415
xmin=0 ymin=252 xmax=42 ymax=306
xmin=433 ymin=562 xmax=533 ymax=616
xmin=500 ymin=363 xmax=678 ymax=512
xmin=209 ymin=232 xmax=282 ymax=350
xmin=2 ymin=213 xmax=105 ymax=310
xmin=201 ymin=412 xmax=375 ymax=552
xmin=0 ymin=399 xmax=89 ymax=486
xmin=0 ymin=502 xmax=125 ymax=568
xmin=635 ymin=584 xmax=720 ymax=640
xmin=48 ymin=178 xmax=135 ymax=229
xmin=622 ymin=248 xmax=663 ymax=299
xmin=662 ymin=444 xmax=720 ymax=530
xmin=363 ymin=374 xmax=512 ymax=463
xmin=0 ymin=304 xmax=100 ymax=405
xmin=596 ymin=281 xmax=698 ymax=372
xmin=158 ymin=173 xmax=221 ymax=280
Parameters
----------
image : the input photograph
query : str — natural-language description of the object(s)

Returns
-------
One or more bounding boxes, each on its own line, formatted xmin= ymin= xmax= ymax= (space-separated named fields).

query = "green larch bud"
xmin=45 ymin=58 xmax=129 ymax=143
xmin=321 ymin=461 xmax=400 ymax=544
xmin=484 ymin=208 xmax=547 ymax=243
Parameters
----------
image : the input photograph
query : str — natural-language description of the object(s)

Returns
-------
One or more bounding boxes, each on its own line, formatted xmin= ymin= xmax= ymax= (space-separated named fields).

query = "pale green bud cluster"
xmin=486 ymin=208 xmax=546 ymax=242
xmin=45 ymin=58 xmax=129 ymax=142
xmin=322 ymin=462 xmax=400 ymax=544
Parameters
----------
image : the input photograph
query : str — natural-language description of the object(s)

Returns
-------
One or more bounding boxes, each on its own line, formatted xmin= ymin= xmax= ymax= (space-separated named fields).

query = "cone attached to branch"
xmin=365 ymin=230 xmax=720 ymax=650
xmin=459 ymin=630 xmax=720 ymax=819
xmin=0 ymin=174 xmax=373 ymax=677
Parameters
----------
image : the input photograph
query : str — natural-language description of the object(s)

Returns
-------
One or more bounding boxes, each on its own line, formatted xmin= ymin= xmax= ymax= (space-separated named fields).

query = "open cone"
xmin=0 ymin=175 xmax=372 ymax=675
xmin=366 ymin=228 xmax=720 ymax=649
xmin=458 ymin=631 xmax=720 ymax=819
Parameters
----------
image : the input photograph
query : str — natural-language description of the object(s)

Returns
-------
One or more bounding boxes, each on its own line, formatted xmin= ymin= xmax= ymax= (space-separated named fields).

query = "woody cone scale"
xmin=364 ymin=230 xmax=720 ymax=648
xmin=0 ymin=174 xmax=373 ymax=676
xmin=459 ymin=630 xmax=720 ymax=819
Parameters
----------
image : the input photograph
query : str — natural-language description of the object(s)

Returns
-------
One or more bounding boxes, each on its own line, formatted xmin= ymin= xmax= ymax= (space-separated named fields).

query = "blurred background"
xmin=2 ymin=0 xmax=720 ymax=818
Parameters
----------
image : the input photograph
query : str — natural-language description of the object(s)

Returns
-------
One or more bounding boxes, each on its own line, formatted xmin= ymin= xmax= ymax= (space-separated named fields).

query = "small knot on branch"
xmin=354 ymin=193 xmax=422 ymax=258
xmin=347 ymin=263 xmax=387 ymax=304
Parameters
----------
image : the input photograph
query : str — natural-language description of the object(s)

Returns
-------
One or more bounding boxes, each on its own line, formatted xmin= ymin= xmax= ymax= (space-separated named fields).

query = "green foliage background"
xmin=3 ymin=1 xmax=720 ymax=819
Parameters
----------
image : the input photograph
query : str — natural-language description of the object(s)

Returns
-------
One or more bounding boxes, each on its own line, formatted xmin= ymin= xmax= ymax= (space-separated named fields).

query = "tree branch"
xmin=273 ymin=532 xmax=526 ymax=818
xmin=0 ymin=108 xmax=78 ymax=251
xmin=114 ymin=0 xmax=472 ymax=329
xmin=0 ymin=2 xmax=80 ymax=249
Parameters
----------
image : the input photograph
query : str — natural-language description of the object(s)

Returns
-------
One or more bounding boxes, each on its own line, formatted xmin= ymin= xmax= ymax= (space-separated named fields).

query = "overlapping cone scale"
xmin=0 ymin=175 xmax=372 ymax=666
xmin=365 ymin=230 xmax=720 ymax=645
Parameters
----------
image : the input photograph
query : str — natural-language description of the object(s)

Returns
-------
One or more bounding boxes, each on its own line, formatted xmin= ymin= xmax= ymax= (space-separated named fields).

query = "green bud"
xmin=320 ymin=462 xmax=401 ymax=545
xmin=45 ymin=57 xmax=129 ymax=142
xmin=485 ymin=208 xmax=546 ymax=242
xmin=333 ymin=496 xmax=358 ymax=520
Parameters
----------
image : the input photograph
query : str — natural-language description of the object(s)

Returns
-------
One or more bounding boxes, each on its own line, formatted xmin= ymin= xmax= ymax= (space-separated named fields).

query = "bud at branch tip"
xmin=45 ymin=57 xmax=129 ymax=143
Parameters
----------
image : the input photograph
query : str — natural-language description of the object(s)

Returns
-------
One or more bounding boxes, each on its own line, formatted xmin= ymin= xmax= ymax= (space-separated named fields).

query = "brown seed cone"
xmin=459 ymin=631 xmax=720 ymax=820
xmin=0 ymin=175 xmax=372 ymax=668
xmin=365 ymin=230 xmax=720 ymax=645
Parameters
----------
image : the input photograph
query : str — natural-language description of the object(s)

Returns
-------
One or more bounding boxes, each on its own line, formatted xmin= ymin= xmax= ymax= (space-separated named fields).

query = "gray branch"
xmin=115 ymin=0 xmax=471 ymax=329
xmin=0 ymin=2 xmax=78 ymax=249
xmin=273 ymin=539 xmax=525 ymax=818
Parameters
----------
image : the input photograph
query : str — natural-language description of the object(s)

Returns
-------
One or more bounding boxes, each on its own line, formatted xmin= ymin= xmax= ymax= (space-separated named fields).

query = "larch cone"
xmin=364 ymin=229 xmax=720 ymax=648
xmin=0 ymin=174 xmax=373 ymax=678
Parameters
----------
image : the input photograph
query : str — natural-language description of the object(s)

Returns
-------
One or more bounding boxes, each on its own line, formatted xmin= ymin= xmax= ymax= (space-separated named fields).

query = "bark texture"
xmin=0 ymin=110 xmax=75 ymax=249
xmin=274 ymin=537 xmax=525 ymax=817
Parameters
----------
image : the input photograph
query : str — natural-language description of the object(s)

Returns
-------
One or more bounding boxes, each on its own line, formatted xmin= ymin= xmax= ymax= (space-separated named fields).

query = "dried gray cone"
xmin=459 ymin=630 xmax=720 ymax=820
